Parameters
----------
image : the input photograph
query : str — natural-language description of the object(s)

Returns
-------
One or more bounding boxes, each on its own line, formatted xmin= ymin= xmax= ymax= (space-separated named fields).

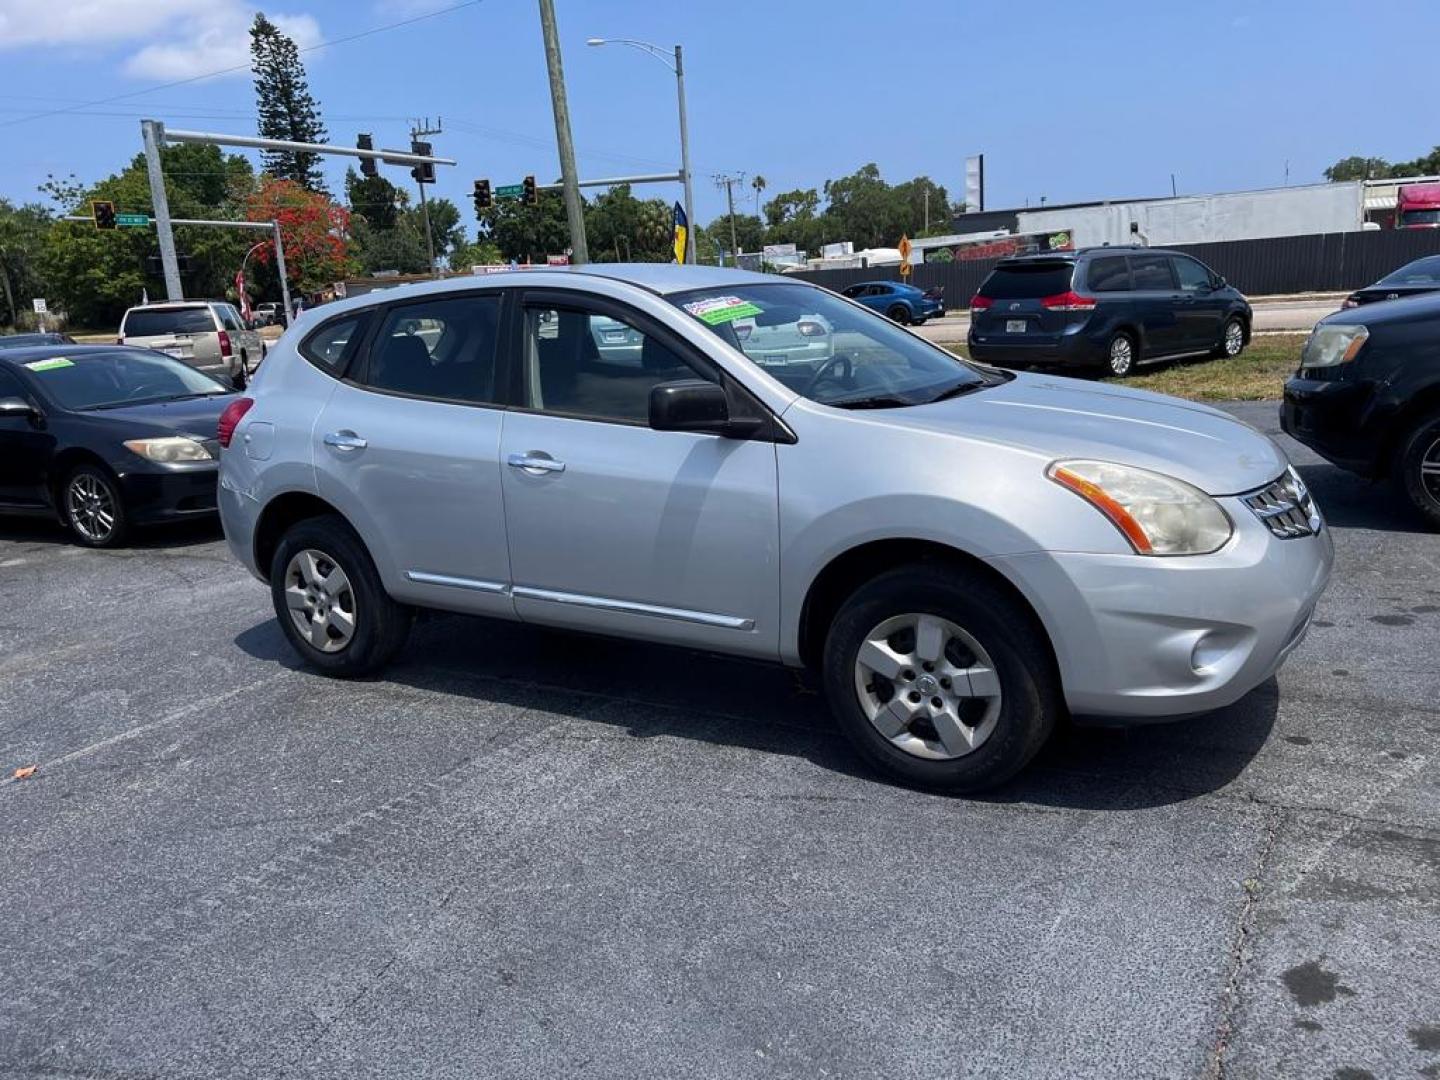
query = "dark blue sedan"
xmin=0 ymin=345 xmax=236 ymax=546
xmin=840 ymin=280 xmax=945 ymax=325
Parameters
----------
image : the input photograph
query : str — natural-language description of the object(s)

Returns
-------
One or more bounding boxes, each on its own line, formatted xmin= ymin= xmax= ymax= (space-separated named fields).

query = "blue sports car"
xmin=840 ymin=280 xmax=945 ymax=325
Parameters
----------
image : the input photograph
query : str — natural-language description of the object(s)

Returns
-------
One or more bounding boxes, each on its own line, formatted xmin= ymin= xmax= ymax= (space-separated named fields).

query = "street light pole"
xmin=538 ymin=0 xmax=589 ymax=264
xmin=587 ymin=37 xmax=696 ymax=265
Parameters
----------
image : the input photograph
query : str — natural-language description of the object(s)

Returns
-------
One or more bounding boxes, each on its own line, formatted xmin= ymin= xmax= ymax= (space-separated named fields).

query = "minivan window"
xmin=1087 ymin=256 xmax=1131 ymax=293
xmin=1129 ymin=254 xmax=1177 ymax=291
xmin=1172 ymin=257 xmax=1213 ymax=291
xmin=124 ymin=308 xmax=216 ymax=336
xmin=364 ymin=295 xmax=501 ymax=404
xmin=977 ymin=262 xmax=1074 ymax=299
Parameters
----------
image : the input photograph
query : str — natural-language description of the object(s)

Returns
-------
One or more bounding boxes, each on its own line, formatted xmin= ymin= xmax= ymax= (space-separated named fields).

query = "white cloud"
xmin=0 ymin=0 xmax=322 ymax=83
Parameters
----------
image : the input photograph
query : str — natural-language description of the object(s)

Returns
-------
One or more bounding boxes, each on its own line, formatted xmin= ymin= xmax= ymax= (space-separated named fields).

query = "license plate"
xmin=603 ymin=330 xmax=625 ymax=342
xmin=162 ymin=347 xmax=186 ymax=358
xmin=763 ymin=353 xmax=788 ymax=365
xmin=1006 ymin=320 xmax=1027 ymax=333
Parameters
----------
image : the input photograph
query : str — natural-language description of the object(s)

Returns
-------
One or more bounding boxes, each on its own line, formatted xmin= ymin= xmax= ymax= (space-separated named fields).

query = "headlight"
xmin=1301 ymin=323 xmax=1368 ymax=368
xmin=1048 ymin=460 xmax=1233 ymax=556
xmin=123 ymin=435 xmax=213 ymax=463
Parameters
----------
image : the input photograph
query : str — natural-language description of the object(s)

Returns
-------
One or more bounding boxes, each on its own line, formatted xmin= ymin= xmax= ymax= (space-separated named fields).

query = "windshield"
xmin=1378 ymin=255 xmax=1440 ymax=286
xmin=19 ymin=349 xmax=231 ymax=409
xmin=670 ymin=283 xmax=989 ymax=408
xmin=1399 ymin=210 xmax=1440 ymax=227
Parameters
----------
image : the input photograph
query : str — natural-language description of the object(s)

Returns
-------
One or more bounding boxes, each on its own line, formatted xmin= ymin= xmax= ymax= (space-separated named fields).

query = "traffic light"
xmin=92 ymin=200 xmax=116 ymax=230
xmin=473 ymin=179 xmax=492 ymax=216
xmin=410 ymin=140 xmax=435 ymax=185
xmin=522 ymin=174 xmax=537 ymax=206
xmin=358 ymin=133 xmax=376 ymax=178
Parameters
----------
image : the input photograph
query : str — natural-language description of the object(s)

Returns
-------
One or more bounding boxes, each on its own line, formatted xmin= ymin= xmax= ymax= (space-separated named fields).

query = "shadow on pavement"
xmin=0 ymin=514 xmax=224 ymax=550
xmin=1294 ymin=463 xmax=1432 ymax=534
xmin=235 ymin=609 xmax=1279 ymax=811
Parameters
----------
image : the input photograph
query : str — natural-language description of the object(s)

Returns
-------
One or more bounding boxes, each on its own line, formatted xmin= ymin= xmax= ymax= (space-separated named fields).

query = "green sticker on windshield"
xmin=684 ymin=296 xmax=762 ymax=325
xmin=24 ymin=357 xmax=74 ymax=372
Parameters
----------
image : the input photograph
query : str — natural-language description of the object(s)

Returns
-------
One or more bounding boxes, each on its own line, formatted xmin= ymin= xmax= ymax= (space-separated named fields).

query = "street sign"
xmin=898 ymin=234 xmax=913 ymax=278
xmin=116 ymin=213 xmax=150 ymax=228
xmin=495 ymin=184 xmax=524 ymax=200
xmin=32 ymin=298 xmax=46 ymax=314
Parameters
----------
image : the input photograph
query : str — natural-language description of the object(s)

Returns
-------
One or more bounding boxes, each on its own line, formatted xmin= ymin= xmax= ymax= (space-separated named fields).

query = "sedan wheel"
xmin=1398 ymin=415 xmax=1440 ymax=529
xmin=283 ymin=548 xmax=357 ymax=653
xmin=64 ymin=466 xmax=127 ymax=547
xmin=886 ymin=304 xmax=911 ymax=325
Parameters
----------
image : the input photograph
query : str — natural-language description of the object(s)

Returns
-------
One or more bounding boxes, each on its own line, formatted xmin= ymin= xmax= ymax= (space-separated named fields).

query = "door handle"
xmin=323 ymin=431 xmax=368 ymax=452
xmin=507 ymin=452 xmax=565 ymax=474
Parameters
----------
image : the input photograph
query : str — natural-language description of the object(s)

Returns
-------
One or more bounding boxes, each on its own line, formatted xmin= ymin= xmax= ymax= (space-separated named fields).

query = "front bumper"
xmin=1281 ymin=376 xmax=1383 ymax=476
xmin=990 ymin=497 xmax=1334 ymax=720
xmin=116 ymin=463 xmax=220 ymax=525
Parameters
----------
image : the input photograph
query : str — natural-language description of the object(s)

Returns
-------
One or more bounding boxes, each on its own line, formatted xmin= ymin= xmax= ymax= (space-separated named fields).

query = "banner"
xmin=234 ymin=270 xmax=252 ymax=323
xmin=672 ymin=201 xmax=688 ymax=264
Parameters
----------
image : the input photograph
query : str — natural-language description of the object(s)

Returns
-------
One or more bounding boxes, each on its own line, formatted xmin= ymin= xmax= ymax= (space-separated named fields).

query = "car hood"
xmin=886 ymin=373 xmax=1286 ymax=495
xmin=79 ymin=394 xmax=235 ymax=437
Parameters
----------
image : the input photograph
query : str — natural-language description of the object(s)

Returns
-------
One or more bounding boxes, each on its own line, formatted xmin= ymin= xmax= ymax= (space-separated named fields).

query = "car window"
xmin=301 ymin=314 xmax=369 ymax=374
xmin=216 ymin=305 xmax=244 ymax=331
xmin=364 ymin=295 xmax=501 ymax=404
xmin=523 ymin=304 xmax=707 ymax=424
xmin=978 ymin=262 xmax=1074 ymax=299
xmin=1377 ymin=256 xmax=1440 ymax=286
xmin=1086 ymin=256 xmax=1131 ymax=293
xmin=17 ymin=348 xmax=229 ymax=409
xmin=841 ymin=285 xmax=864 ymax=298
xmin=674 ymin=282 xmax=986 ymax=408
xmin=0 ymin=367 xmax=26 ymax=398
xmin=123 ymin=308 xmax=216 ymax=336
xmin=1172 ymin=257 xmax=1213 ymax=292
xmin=1129 ymin=254 xmax=1177 ymax=291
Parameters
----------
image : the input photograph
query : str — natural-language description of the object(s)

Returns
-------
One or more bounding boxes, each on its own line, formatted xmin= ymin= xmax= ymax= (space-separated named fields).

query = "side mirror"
xmin=1213 ymin=276 xmax=1226 ymax=289
xmin=0 ymin=396 xmax=35 ymax=420
xmin=649 ymin=379 xmax=731 ymax=434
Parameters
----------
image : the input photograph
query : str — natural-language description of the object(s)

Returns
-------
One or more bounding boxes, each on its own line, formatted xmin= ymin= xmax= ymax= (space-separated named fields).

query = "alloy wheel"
xmin=1420 ymin=435 xmax=1440 ymax=506
xmin=283 ymin=549 xmax=357 ymax=653
xmin=1224 ymin=321 xmax=1244 ymax=356
xmin=1109 ymin=336 xmax=1134 ymax=375
xmin=66 ymin=473 xmax=116 ymax=544
xmin=852 ymin=613 xmax=1002 ymax=761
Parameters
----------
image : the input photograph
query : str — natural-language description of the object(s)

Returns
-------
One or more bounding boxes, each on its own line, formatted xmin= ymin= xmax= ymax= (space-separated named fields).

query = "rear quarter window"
xmin=978 ymin=263 xmax=1074 ymax=299
xmin=300 ymin=313 xmax=372 ymax=375
xmin=1085 ymin=256 xmax=1132 ymax=293
xmin=124 ymin=308 xmax=217 ymax=336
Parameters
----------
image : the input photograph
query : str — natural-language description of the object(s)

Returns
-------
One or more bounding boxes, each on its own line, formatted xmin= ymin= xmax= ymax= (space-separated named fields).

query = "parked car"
xmin=253 ymin=302 xmax=283 ymax=327
xmin=1282 ymin=293 xmax=1440 ymax=527
xmin=0 ymin=345 xmax=236 ymax=546
xmin=1340 ymin=255 xmax=1440 ymax=309
xmin=841 ymin=281 xmax=945 ymax=325
xmin=0 ymin=332 xmax=76 ymax=350
xmin=1395 ymin=182 xmax=1440 ymax=229
xmin=217 ymin=266 xmax=1330 ymax=793
xmin=968 ymin=247 xmax=1252 ymax=377
xmin=118 ymin=301 xmax=265 ymax=386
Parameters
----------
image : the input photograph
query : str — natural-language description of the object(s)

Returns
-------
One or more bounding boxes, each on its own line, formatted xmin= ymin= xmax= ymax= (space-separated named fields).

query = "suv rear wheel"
xmin=1397 ymin=412 xmax=1440 ymax=528
xmin=821 ymin=564 xmax=1060 ymax=792
xmin=269 ymin=514 xmax=413 ymax=674
xmin=1105 ymin=331 xmax=1137 ymax=377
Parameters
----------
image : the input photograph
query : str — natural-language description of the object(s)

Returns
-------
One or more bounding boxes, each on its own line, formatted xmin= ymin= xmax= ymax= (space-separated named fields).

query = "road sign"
xmin=495 ymin=184 xmax=524 ymax=200
xmin=898 ymin=234 xmax=913 ymax=278
xmin=32 ymin=298 xmax=46 ymax=314
xmin=116 ymin=213 xmax=150 ymax=228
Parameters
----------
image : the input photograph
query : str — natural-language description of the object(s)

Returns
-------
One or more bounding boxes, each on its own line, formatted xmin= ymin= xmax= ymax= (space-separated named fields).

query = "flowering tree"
xmin=245 ymin=178 xmax=352 ymax=294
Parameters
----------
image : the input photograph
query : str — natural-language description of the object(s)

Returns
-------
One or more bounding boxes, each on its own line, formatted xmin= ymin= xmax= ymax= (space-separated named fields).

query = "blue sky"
xmin=2 ymin=0 xmax=1437 ymax=236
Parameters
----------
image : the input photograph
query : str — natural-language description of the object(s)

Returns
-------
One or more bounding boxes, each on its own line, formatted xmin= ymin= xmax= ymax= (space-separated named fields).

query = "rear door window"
xmin=124 ymin=308 xmax=216 ymax=336
xmin=977 ymin=262 xmax=1074 ymax=299
xmin=362 ymin=294 xmax=502 ymax=404
xmin=1086 ymin=256 xmax=1131 ymax=293
xmin=1129 ymin=254 xmax=1177 ymax=291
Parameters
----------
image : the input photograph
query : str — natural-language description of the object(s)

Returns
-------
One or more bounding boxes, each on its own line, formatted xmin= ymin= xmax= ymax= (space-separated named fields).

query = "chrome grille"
xmin=1243 ymin=468 xmax=1321 ymax=539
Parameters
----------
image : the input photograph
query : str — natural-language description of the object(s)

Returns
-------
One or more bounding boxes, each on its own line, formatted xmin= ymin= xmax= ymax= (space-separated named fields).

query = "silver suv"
xmin=119 ymin=301 xmax=264 ymax=385
xmin=217 ymin=266 xmax=1332 ymax=791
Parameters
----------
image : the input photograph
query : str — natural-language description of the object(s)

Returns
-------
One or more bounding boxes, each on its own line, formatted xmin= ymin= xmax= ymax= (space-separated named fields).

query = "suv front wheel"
xmin=269 ymin=515 xmax=413 ymax=675
xmin=1213 ymin=317 xmax=1246 ymax=360
xmin=822 ymin=564 xmax=1060 ymax=792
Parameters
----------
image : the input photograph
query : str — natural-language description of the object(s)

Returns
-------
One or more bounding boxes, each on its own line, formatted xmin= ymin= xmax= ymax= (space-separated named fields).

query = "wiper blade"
xmin=828 ymin=394 xmax=914 ymax=410
xmin=927 ymin=381 xmax=986 ymax=404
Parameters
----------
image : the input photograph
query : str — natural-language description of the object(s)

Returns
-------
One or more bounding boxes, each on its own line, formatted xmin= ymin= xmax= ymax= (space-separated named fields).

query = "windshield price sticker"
xmin=684 ymin=296 xmax=762 ymax=325
xmin=24 ymin=357 xmax=74 ymax=372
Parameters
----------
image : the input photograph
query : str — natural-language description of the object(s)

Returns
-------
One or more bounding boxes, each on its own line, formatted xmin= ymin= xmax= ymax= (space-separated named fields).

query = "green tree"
xmin=250 ymin=13 xmax=328 ymax=192
xmin=585 ymin=185 xmax=673 ymax=262
xmin=705 ymin=212 xmax=766 ymax=257
xmin=763 ymin=187 xmax=827 ymax=253
xmin=1324 ymin=156 xmax=1394 ymax=182
xmin=0 ymin=198 xmax=52 ymax=329
xmin=476 ymin=190 xmax=574 ymax=263
xmin=344 ymin=168 xmax=401 ymax=230
xmin=751 ymin=174 xmax=767 ymax=215
xmin=350 ymin=214 xmax=429 ymax=274
xmin=420 ymin=197 xmax=465 ymax=264
xmin=447 ymin=237 xmax=505 ymax=270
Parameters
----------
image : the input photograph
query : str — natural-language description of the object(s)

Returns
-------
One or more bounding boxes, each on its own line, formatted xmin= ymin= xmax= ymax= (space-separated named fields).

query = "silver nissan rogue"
xmin=216 ymin=265 xmax=1332 ymax=792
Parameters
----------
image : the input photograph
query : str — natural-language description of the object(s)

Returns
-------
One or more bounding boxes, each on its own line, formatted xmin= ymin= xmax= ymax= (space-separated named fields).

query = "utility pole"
xmin=141 ymin=119 xmax=183 ymax=300
xmin=674 ymin=44 xmax=696 ymax=265
xmin=537 ymin=0 xmax=588 ymax=264
xmin=924 ymin=189 xmax=930 ymax=234
xmin=714 ymin=173 xmax=744 ymax=266
xmin=411 ymin=118 xmax=443 ymax=277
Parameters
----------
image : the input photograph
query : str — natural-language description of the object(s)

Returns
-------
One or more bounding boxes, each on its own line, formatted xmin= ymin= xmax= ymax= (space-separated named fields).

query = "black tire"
xmin=1396 ymin=412 xmax=1440 ymax=529
xmin=1104 ymin=331 xmax=1137 ymax=378
xmin=821 ymin=564 xmax=1061 ymax=793
xmin=1212 ymin=317 xmax=1246 ymax=360
xmin=886 ymin=304 xmax=911 ymax=325
xmin=61 ymin=463 xmax=129 ymax=548
xmin=269 ymin=514 xmax=412 ymax=675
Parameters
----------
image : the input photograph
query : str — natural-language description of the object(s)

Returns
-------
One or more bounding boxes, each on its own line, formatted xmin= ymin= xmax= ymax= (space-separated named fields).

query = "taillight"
xmin=217 ymin=397 xmax=253 ymax=448
xmin=970 ymin=294 xmax=994 ymax=311
xmin=217 ymin=330 xmax=233 ymax=357
xmin=1040 ymin=290 xmax=1098 ymax=312
xmin=797 ymin=320 xmax=826 ymax=337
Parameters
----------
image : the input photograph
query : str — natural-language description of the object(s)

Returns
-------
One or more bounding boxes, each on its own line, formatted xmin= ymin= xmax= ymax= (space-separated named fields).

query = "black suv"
xmin=968 ymin=247 xmax=1252 ymax=377
xmin=1282 ymin=293 xmax=1440 ymax=528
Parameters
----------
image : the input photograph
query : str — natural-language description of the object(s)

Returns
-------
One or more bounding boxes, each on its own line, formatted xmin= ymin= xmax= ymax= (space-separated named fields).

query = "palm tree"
xmin=751 ymin=175 xmax=767 ymax=217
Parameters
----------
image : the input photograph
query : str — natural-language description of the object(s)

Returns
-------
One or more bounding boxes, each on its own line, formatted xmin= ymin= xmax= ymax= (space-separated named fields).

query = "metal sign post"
xmin=141 ymin=120 xmax=183 ymax=301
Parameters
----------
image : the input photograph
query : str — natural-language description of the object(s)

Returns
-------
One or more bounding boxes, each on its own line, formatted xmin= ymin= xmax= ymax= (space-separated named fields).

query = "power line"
xmin=0 ymin=0 xmax=486 ymax=130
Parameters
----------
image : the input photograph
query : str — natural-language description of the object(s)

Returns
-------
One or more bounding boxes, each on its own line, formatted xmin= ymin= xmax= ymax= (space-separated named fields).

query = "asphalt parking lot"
xmin=2 ymin=402 xmax=1437 ymax=1080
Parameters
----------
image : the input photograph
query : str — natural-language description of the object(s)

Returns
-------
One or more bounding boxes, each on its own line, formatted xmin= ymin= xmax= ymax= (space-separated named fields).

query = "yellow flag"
xmin=672 ymin=202 xmax=688 ymax=264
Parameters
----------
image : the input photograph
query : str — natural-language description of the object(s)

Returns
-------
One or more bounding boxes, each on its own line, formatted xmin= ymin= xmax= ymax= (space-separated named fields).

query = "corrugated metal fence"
xmin=788 ymin=229 xmax=1440 ymax=299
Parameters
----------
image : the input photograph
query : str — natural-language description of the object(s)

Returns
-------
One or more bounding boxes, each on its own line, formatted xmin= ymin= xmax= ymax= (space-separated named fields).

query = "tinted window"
xmin=0 ymin=367 xmax=25 ymax=397
xmin=1172 ymin=257 xmax=1213 ymax=291
xmin=1378 ymin=255 xmax=1440 ymax=286
xmin=18 ymin=349 xmax=229 ymax=409
xmin=524 ymin=305 xmax=703 ymax=423
xmin=365 ymin=295 xmax=501 ymax=404
xmin=1129 ymin=254 xmax=1177 ymax=290
xmin=1086 ymin=256 xmax=1131 ymax=293
xmin=217 ymin=305 xmax=244 ymax=331
xmin=124 ymin=308 xmax=216 ymax=336
xmin=978 ymin=262 xmax=1074 ymax=299
xmin=301 ymin=315 xmax=368 ymax=373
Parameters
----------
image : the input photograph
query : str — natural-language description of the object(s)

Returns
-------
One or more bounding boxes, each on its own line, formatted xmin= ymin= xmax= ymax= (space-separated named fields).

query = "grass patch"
xmin=949 ymin=334 xmax=1307 ymax=402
